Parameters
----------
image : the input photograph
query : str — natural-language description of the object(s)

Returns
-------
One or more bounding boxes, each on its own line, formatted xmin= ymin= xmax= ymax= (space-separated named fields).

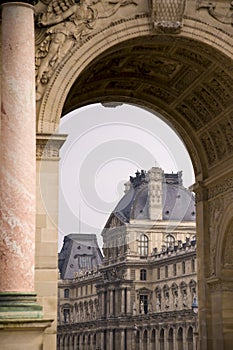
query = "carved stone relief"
xmin=35 ymin=0 xmax=139 ymax=100
xmin=208 ymin=197 xmax=224 ymax=277
xmin=197 ymin=0 xmax=233 ymax=25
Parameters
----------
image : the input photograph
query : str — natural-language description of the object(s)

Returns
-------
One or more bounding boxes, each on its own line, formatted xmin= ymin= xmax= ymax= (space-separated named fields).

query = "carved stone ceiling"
xmin=62 ymin=35 xmax=233 ymax=172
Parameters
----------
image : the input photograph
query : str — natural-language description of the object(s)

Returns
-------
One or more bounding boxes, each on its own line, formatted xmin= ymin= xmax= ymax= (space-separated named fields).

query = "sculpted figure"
xmin=35 ymin=0 xmax=138 ymax=100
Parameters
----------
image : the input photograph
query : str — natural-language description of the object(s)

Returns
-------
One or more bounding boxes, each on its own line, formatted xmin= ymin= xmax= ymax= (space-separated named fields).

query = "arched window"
xmin=93 ymin=334 xmax=96 ymax=347
xmin=177 ymin=327 xmax=183 ymax=350
xmin=151 ymin=329 xmax=156 ymax=348
xmin=165 ymin=234 xmax=175 ymax=248
xmin=138 ymin=234 xmax=148 ymax=256
xmin=140 ymin=269 xmax=147 ymax=281
xmin=87 ymin=334 xmax=91 ymax=350
xmin=168 ymin=328 xmax=174 ymax=350
xmin=135 ymin=330 xmax=140 ymax=350
xmin=187 ymin=327 xmax=194 ymax=350
xmin=159 ymin=329 xmax=165 ymax=350
xmin=64 ymin=288 xmax=69 ymax=298
xmin=143 ymin=330 xmax=148 ymax=350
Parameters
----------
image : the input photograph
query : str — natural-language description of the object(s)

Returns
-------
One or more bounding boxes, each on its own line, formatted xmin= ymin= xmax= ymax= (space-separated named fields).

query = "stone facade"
xmin=57 ymin=168 xmax=198 ymax=349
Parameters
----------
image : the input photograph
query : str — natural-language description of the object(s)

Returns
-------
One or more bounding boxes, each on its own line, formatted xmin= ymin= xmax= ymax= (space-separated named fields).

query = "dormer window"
xmin=165 ymin=234 xmax=175 ymax=248
xmin=138 ymin=234 xmax=148 ymax=256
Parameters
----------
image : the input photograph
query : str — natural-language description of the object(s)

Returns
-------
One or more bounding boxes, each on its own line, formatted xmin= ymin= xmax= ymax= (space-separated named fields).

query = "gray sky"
xmin=58 ymin=103 xmax=194 ymax=251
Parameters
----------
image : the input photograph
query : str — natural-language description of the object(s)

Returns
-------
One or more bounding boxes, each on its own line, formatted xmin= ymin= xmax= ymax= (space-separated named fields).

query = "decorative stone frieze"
xmin=207 ymin=176 xmax=233 ymax=200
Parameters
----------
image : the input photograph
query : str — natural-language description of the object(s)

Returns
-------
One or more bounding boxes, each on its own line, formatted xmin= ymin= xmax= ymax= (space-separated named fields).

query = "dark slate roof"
xmin=58 ymin=234 xmax=103 ymax=280
xmin=110 ymin=170 xmax=195 ymax=224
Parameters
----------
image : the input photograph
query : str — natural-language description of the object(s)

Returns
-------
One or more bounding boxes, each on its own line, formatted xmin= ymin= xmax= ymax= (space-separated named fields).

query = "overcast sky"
xmin=58 ymin=103 xmax=195 ymax=251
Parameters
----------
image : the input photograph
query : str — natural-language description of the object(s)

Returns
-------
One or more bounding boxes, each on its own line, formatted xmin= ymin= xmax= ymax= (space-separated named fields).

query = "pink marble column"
xmin=0 ymin=1 xmax=36 ymax=292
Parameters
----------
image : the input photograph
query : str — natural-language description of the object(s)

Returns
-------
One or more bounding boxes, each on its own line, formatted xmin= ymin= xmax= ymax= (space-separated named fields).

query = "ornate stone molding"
xmin=207 ymin=175 xmax=233 ymax=200
xmin=151 ymin=0 xmax=186 ymax=33
xmin=197 ymin=1 xmax=233 ymax=25
xmin=36 ymin=133 xmax=67 ymax=160
xmin=1 ymin=0 xmax=38 ymax=4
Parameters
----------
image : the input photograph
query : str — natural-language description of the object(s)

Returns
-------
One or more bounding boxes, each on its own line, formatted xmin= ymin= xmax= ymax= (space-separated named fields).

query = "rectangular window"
xmin=64 ymin=289 xmax=69 ymax=298
xmin=182 ymin=261 xmax=186 ymax=274
xmin=192 ymin=258 xmax=195 ymax=272
xmin=173 ymin=263 xmax=177 ymax=276
xmin=157 ymin=267 xmax=160 ymax=280
xmin=165 ymin=266 xmax=168 ymax=278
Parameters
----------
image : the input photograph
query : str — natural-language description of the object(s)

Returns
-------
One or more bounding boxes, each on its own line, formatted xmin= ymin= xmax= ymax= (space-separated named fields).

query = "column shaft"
xmin=0 ymin=2 xmax=36 ymax=292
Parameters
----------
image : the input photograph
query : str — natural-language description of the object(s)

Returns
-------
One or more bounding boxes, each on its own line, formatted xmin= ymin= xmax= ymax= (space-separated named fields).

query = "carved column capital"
xmin=191 ymin=181 xmax=208 ymax=203
xmin=36 ymin=133 xmax=67 ymax=160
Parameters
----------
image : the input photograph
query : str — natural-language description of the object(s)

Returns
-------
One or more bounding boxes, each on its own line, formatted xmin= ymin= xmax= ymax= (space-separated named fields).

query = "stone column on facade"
xmin=0 ymin=1 xmax=52 ymax=349
xmin=126 ymin=287 xmax=131 ymax=315
xmin=109 ymin=329 xmax=113 ymax=350
xmin=109 ymin=288 xmax=113 ymax=316
xmin=120 ymin=329 xmax=125 ymax=349
xmin=121 ymin=288 xmax=125 ymax=315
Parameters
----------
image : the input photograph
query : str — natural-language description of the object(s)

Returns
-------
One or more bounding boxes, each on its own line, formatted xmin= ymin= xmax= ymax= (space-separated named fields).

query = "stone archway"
xmin=33 ymin=1 xmax=233 ymax=349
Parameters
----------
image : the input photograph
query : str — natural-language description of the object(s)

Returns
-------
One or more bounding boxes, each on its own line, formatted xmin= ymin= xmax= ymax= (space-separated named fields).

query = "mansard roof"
xmin=58 ymin=234 xmax=103 ymax=280
xmin=105 ymin=168 xmax=195 ymax=227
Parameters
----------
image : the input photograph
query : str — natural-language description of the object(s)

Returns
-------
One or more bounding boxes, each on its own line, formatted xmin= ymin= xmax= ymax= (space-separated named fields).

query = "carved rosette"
xmin=151 ymin=0 xmax=186 ymax=33
xmin=36 ymin=133 xmax=67 ymax=160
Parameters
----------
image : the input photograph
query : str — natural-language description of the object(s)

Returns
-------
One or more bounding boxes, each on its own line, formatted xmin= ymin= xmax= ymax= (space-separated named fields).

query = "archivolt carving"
xmin=35 ymin=0 xmax=138 ymax=100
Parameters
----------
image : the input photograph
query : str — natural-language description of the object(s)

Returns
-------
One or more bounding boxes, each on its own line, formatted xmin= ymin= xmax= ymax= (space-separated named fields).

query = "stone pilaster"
xmin=36 ymin=133 xmax=66 ymax=350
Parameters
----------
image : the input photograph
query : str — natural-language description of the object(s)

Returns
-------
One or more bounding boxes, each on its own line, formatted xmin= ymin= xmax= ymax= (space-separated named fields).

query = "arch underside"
xmin=60 ymin=35 xmax=233 ymax=178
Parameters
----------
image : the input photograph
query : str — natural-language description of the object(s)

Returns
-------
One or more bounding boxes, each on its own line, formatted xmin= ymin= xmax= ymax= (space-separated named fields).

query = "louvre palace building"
xmin=57 ymin=167 xmax=198 ymax=350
